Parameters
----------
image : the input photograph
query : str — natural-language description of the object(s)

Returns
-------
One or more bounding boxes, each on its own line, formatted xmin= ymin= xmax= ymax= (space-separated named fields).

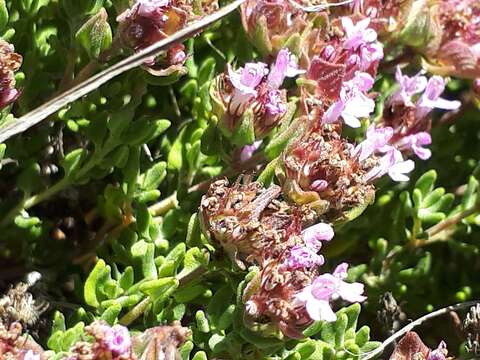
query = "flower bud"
xmin=240 ymin=0 xmax=309 ymax=57
xmin=116 ymin=0 xmax=191 ymax=75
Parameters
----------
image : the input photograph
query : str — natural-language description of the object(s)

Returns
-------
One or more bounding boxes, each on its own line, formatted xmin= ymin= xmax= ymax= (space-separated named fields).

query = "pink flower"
xmin=310 ymin=179 xmax=328 ymax=192
xmin=296 ymin=263 xmax=366 ymax=322
xmin=265 ymin=89 xmax=287 ymax=116
xmin=104 ymin=324 xmax=131 ymax=355
xmin=342 ymin=18 xmax=377 ymax=51
xmin=342 ymin=17 xmax=383 ymax=71
xmin=427 ymin=341 xmax=448 ymax=360
xmin=23 ymin=351 xmax=40 ymax=360
xmin=302 ymin=223 xmax=334 ymax=250
xmin=239 ymin=140 xmax=262 ymax=162
xmin=396 ymin=132 xmax=432 ymax=160
xmin=227 ymin=49 xmax=303 ymax=116
xmin=285 ymin=245 xmax=325 ymax=269
xmin=353 ymin=125 xmax=394 ymax=161
xmin=323 ymin=72 xmax=375 ymax=128
xmin=267 ymin=48 xmax=304 ymax=89
xmin=415 ymin=76 xmax=461 ymax=119
xmin=228 ymin=62 xmax=268 ymax=113
xmin=365 ymin=146 xmax=415 ymax=182
xmin=390 ymin=66 xmax=428 ymax=107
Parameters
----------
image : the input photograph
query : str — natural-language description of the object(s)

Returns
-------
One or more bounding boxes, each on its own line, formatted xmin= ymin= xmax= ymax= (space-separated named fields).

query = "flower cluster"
xmin=389 ymin=331 xmax=448 ymax=360
xmin=298 ymin=15 xmax=383 ymax=128
xmin=200 ymin=178 xmax=366 ymax=337
xmin=424 ymin=0 xmax=480 ymax=80
xmin=353 ymin=67 xmax=460 ymax=182
xmin=210 ymin=48 xmax=303 ymax=143
xmin=0 ymin=322 xmax=44 ymax=360
xmin=64 ymin=321 xmax=133 ymax=359
xmin=280 ymin=124 xmax=375 ymax=222
xmin=63 ymin=321 xmax=189 ymax=360
xmin=240 ymin=0 xmax=310 ymax=57
xmin=116 ymin=0 xmax=194 ymax=74
xmin=0 ymin=39 xmax=22 ymax=111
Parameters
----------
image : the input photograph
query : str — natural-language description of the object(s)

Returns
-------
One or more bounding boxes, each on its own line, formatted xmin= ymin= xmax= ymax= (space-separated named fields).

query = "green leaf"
xmin=51 ymin=311 xmax=66 ymax=334
xmin=62 ymin=148 xmax=87 ymax=179
xmin=139 ymin=277 xmax=178 ymax=300
xmin=142 ymin=161 xmax=167 ymax=190
xmin=84 ymin=259 xmax=110 ymax=308
xmin=232 ymin=108 xmax=255 ymax=146
xmin=75 ymin=8 xmax=112 ymax=59
xmin=415 ymin=170 xmax=437 ymax=197
xmin=119 ymin=267 xmax=134 ymax=291
xmin=0 ymin=0 xmax=7 ymax=33
xmin=195 ymin=310 xmax=210 ymax=332
xmin=168 ymin=127 xmax=186 ymax=170
xmin=101 ymin=303 xmax=122 ymax=325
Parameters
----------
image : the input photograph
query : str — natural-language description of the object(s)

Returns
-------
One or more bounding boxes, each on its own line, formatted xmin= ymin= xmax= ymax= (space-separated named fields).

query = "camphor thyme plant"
xmin=0 ymin=0 xmax=480 ymax=359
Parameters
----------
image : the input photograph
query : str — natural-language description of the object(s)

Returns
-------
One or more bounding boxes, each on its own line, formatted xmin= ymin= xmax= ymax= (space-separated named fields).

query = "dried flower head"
xmin=243 ymin=257 xmax=317 ymax=338
xmin=464 ymin=303 xmax=480 ymax=355
xmin=0 ymin=39 xmax=22 ymax=110
xmin=116 ymin=0 xmax=192 ymax=73
xmin=240 ymin=0 xmax=310 ymax=56
xmin=130 ymin=322 xmax=190 ymax=359
xmin=0 ymin=280 xmax=48 ymax=329
xmin=199 ymin=178 xmax=300 ymax=268
xmin=280 ymin=125 xmax=375 ymax=222
xmin=0 ymin=322 xmax=45 ymax=360
xmin=423 ymin=0 xmax=480 ymax=79
xmin=389 ymin=332 xmax=449 ymax=360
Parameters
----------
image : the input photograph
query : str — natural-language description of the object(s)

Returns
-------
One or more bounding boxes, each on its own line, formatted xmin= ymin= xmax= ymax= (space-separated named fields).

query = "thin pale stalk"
xmin=361 ymin=300 xmax=480 ymax=360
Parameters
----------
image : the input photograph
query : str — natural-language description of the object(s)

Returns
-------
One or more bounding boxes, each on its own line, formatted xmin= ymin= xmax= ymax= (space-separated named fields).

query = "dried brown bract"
xmin=242 ymin=257 xmax=316 ymax=339
xmin=0 ymin=39 xmax=22 ymax=110
xmin=280 ymin=125 xmax=375 ymax=222
xmin=131 ymin=322 xmax=190 ymax=360
xmin=199 ymin=178 xmax=301 ymax=268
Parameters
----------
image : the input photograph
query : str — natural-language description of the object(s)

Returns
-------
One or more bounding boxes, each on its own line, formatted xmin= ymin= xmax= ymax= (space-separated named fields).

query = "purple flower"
xmin=415 ymin=76 xmax=461 ymax=119
xmin=396 ymin=132 xmax=432 ymax=160
xmin=295 ymin=263 xmax=366 ymax=322
xmin=227 ymin=49 xmax=303 ymax=117
xmin=353 ymin=125 xmax=394 ymax=161
xmin=323 ymin=72 xmax=375 ymax=128
xmin=302 ymin=223 xmax=334 ymax=250
xmin=117 ymin=0 xmax=170 ymax=23
xmin=390 ymin=66 xmax=428 ymax=107
xmin=342 ymin=18 xmax=377 ymax=51
xmin=365 ymin=147 xmax=415 ymax=182
xmin=239 ymin=140 xmax=262 ymax=162
xmin=228 ymin=62 xmax=268 ymax=114
xmin=427 ymin=341 xmax=448 ymax=360
xmin=265 ymin=89 xmax=287 ymax=116
xmin=285 ymin=245 xmax=325 ymax=269
xmin=342 ymin=17 xmax=383 ymax=71
xmin=23 ymin=351 xmax=40 ymax=360
xmin=310 ymin=179 xmax=328 ymax=192
xmin=104 ymin=324 xmax=131 ymax=355
xmin=267 ymin=48 xmax=304 ymax=89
